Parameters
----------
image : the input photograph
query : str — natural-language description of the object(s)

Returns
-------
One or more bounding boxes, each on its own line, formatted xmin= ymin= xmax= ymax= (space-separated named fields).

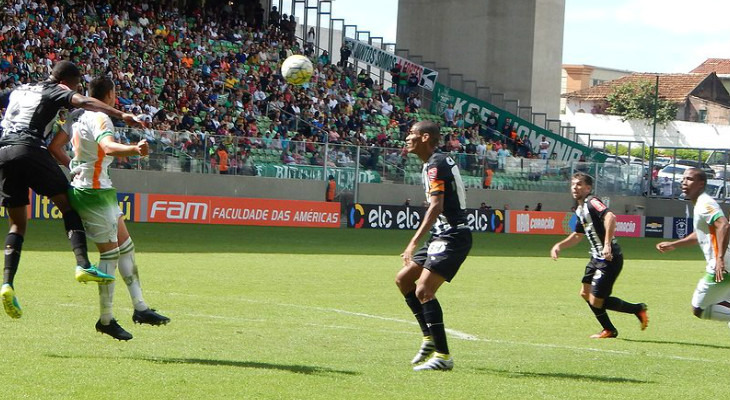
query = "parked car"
xmin=673 ymin=159 xmax=714 ymax=175
xmin=706 ymin=179 xmax=730 ymax=201
xmin=657 ymin=164 xmax=691 ymax=181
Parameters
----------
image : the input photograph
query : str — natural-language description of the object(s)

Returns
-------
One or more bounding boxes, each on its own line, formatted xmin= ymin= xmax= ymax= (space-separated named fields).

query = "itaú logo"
xmin=349 ymin=204 xmax=365 ymax=228
xmin=149 ymin=201 xmax=209 ymax=221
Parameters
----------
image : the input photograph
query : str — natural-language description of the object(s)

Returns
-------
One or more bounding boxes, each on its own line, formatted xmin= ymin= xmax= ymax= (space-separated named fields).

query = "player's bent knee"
xmin=415 ymin=287 xmax=435 ymax=303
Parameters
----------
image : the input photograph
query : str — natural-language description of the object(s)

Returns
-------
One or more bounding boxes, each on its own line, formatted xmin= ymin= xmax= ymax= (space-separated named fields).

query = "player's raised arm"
xmin=70 ymin=93 xmax=144 ymax=128
xmin=98 ymin=136 xmax=149 ymax=157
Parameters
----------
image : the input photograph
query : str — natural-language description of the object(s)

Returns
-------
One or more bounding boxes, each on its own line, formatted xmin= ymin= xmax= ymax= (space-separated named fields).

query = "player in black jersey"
xmin=395 ymin=121 xmax=472 ymax=371
xmin=0 ymin=60 xmax=143 ymax=319
xmin=550 ymin=172 xmax=648 ymax=338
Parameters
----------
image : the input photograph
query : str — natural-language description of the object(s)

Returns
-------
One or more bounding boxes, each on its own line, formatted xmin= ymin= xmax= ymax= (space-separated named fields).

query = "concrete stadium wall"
xmin=112 ymin=169 xmax=694 ymax=217
xmin=396 ymin=0 xmax=564 ymax=119
xmin=110 ymin=169 xmax=326 ymax=201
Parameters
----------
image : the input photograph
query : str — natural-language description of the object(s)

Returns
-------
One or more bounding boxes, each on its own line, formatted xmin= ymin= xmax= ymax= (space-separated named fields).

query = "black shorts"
xmin=412 ymin=228 xmax=472 ymax=282
xmin=0 ymin=144 xmax=69 ymax=207
xmin=581 ymin=254 xmax=623 ymax=299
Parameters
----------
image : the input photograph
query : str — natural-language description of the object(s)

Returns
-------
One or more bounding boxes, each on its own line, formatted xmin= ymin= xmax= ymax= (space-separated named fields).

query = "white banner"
xmin=345 ymin=38 xmax=438 ymax=91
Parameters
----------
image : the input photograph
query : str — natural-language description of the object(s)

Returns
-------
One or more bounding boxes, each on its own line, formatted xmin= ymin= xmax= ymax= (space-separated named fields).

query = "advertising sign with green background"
xmin=431 ymin=83 xmax=606 ymax=162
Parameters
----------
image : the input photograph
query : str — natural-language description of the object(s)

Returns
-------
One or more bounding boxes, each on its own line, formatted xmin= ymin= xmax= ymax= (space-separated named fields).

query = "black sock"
xmin=62 ymin=210 xmax=90 ymax=268
xmin=422 ymin=299 xmax=449 ymax=355
xmin=604 ymin=297 xmax=643 ymax=314
xmin=3 ymin=233 xmax=23 ymax=286
xmin=404 ymin=291 xmax=430 ymax=337
xmin=588 ymin=303 xmax=616 ymax=332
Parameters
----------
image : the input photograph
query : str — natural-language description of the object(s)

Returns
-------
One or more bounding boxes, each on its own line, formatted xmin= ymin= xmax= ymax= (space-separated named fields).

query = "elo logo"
xmin=349 ymin=204 xmax=365 ymax=228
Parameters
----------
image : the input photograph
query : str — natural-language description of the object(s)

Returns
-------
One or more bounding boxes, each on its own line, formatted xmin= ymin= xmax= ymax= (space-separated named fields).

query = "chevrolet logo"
xmin=646 ymin=222 xmax=662 ymax=229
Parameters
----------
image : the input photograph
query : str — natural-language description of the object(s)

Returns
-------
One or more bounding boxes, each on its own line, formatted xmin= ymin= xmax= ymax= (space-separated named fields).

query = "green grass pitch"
xmin=1 ymin=220 xmax=727 ymax=399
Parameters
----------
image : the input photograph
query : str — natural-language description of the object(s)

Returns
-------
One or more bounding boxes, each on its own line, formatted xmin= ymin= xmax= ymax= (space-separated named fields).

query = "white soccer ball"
xmin=281 ymin=55 xmax=314 ymax=85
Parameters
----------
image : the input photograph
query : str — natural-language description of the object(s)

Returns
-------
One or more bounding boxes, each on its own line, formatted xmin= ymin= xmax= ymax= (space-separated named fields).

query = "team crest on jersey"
xmin=427 ymin=167 xmax=438 ymax=181
xmin=590 ymin=198 xmax=607 ymax=212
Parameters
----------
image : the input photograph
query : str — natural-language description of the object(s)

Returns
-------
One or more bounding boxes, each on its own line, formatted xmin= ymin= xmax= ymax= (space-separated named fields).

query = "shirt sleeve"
xmin=698 ymin=196 xmax=724 ymax=225
xmin=587 ymin=196 xmax=609 ymax=220
xmin=426 ymin=157 xmax=453 ymax=196
xmin=46 ymin=84 xmax=76 ymax=108
xmin=92 ymin=114 xmax=115 ymax=143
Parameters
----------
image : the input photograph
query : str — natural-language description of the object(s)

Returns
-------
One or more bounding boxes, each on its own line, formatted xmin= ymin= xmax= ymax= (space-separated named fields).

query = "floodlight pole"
xmin=648 ymin=75 xmax=659 ymax=196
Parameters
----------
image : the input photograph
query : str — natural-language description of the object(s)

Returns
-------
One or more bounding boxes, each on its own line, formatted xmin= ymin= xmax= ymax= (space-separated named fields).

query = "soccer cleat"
xmin=590 ymin=329 xmax=618 ymax=339
xmin=411 ymin=337 xmax=436 ymax=364
xmin=133 ymin=308 xmax=170 ymax=326
xmin=413 ymin=353 xmax=454 ymax=371
xmin=635 ymin=303 xmax=649 ymax=331
xmin=95 ymin=319 xmax=133 ymax=341
xmin=75 ymin=265 xmax=115 ymax=284
xmin=0 ymin=284 xmax=22 ymax=319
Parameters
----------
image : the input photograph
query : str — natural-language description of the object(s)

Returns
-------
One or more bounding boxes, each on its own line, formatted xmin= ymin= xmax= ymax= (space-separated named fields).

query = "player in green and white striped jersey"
xmin=49 ymin=76 xmax=170 ymax=341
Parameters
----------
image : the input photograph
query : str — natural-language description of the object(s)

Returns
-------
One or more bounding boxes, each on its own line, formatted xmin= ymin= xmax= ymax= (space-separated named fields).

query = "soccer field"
xmin=1 ymin=220 xmax=727 ymax=399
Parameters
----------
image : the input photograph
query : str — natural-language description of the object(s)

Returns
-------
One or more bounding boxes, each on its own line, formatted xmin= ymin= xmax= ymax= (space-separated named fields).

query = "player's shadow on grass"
xmin=46 ymin=354 xmax=358 ymax=376
xmin=473 ymin=367 xmax=653 ymax=384
xmin=137 ymin=356 xmax=360 ymax=375
xmin=621 ymin=338 xmax=730 ymax=350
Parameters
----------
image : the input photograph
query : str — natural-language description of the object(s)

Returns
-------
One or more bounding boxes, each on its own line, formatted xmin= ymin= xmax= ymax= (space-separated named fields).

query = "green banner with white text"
xmin=254 ymin=164 xmax=381 ymax=190
xmin=430 ymin=83 xmax=606 ymax=162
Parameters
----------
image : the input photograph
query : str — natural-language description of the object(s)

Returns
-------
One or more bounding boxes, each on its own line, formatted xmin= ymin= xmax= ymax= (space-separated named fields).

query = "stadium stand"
xmin=0 ymin=0 xmax=624 ymax=195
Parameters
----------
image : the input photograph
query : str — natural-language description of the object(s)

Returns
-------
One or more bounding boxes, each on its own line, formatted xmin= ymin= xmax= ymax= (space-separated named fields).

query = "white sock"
xmin=98 ymin=248 xmax=119 ymax=325
xmin=703 ymin=303 xmax=730 ymax=321
xmin=118 ymin=238 xmax=148 ymax=311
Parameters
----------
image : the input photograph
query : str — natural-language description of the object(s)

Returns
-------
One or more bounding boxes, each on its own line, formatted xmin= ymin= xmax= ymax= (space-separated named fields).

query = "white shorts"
xmin=691 ymin=273 xmax=730 ymax=309
xmin=68 ymin=188 xmax=122 ymax=243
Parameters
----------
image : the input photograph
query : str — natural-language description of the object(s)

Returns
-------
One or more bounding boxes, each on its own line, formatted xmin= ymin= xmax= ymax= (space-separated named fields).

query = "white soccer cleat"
xmin=411 ymin=338 xmax=436 ymax=364
xmin=413 ymin=353 xmax=454 ymax=371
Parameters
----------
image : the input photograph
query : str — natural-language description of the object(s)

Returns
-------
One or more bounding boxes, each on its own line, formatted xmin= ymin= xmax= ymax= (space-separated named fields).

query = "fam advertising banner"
xmin=615 ymin=215 xmax=641 ymax=237
xmin=347 ymin=203 xmax=504 ymax=233
xmin=15 ymin=191 xmax=136 ymax=221
xmin=138 ymin=194 xmax=339 ymax=228
xmin=430 ymin=83 xmax=606 ymax=163
xmin=345 ymin=38 xmax=439 ymax=91
xmin=509 ymin=211 xmax=573 ymax=235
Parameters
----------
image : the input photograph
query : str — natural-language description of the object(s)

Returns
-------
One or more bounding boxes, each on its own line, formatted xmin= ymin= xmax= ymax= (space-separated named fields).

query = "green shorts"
xmin=68 ymin=187 xmax=121 ymax=244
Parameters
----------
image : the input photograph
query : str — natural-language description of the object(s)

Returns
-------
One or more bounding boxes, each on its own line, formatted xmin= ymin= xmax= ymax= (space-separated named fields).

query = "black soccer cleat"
xmin=95 ymin=319 xmax=133 ymax=341
xmin=133 ymin=308 xmax=170 ymax=326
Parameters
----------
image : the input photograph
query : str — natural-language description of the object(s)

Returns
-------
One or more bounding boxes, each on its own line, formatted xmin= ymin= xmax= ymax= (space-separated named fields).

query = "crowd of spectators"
xmin=0 ymin=0 xmax=553 ymax=181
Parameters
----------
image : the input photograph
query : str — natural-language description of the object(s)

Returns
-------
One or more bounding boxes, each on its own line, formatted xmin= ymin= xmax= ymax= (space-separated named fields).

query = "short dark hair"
xmin=572 ymin=172 xmax=593 ymax=186
xmin=51 ymin=60 xmax=81 ymax=82
xmin=687 ymin=167 xmax=707 ymax=184
xmin=88 ymin=76 xmax=115 ymax=101
xmin=412 ymin=120 xmax=441 ymax=146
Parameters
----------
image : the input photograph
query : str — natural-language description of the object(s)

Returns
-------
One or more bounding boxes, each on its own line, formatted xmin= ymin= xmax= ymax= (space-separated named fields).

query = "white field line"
xmin=61 ymin=292 xmax=726 ymax=365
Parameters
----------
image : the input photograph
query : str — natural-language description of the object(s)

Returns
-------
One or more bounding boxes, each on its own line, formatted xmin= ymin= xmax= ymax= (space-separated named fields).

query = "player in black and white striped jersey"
xmin=0 ymin=60 xmax=143 ymax=319
xmin=395 ymin=121 xmax=472 ymax=371
xmin=550 ymin=172 xmax=649 ymax=339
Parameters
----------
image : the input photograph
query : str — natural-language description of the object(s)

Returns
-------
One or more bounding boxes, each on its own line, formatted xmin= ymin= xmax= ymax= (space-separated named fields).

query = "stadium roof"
xmin=562 ymin=73 xmax=715 ymax=103
xmin=690 ymin=58 xmax=730 ymax=74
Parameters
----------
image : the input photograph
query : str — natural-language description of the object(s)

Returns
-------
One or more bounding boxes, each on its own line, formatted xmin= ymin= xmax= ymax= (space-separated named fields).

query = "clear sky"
xmin=328 ymin=0 xmax=730 ymax=74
